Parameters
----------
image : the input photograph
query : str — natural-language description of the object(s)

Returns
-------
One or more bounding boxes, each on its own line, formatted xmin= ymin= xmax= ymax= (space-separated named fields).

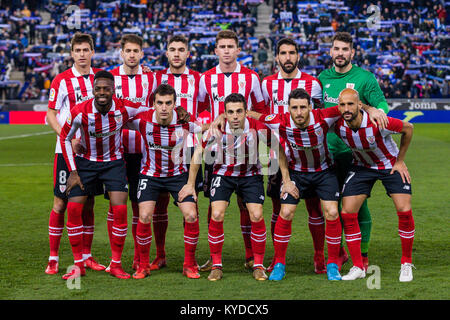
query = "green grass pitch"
xmin=0 ymin=124 xmax=449 ymax=300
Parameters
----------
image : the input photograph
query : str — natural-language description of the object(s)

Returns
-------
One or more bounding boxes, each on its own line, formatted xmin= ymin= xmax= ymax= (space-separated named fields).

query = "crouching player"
xmin=247 ymin=88 xmax=386 ymax=281
xmin=125 ymin=84 xmax=208 ymax=279
xmin=179 ymin=93 xmax=269 ymax=281
xmin=334 ymin=89 xmax=415 ymax=282
xmin=60 ymin=71 xmax=145 ymax=279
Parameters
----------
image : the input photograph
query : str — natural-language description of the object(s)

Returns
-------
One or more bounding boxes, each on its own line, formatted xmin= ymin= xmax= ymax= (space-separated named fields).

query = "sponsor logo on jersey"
xmin=178 ymin=93 xmax=193 ymax=99
xmin=273 ymin=97 xmax=288 ymax=106
xmin=212 ymin=93 xmax=225 ymax=102
xmin=289 ymin=142 xmax=321 ymax=150
xmin=76 ymin=93 xmax=92 ymax=104
xmin=324 ymin=92 xmax=339 ymax=104
xmin=89 ymin=128 xmax=120 ymax=138
xmin=148 ymin=142 xmax=174 ymax=150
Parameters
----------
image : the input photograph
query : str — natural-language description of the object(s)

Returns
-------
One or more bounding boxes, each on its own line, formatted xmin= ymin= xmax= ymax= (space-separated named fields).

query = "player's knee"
xmin=53 ymin=197 xmax=67 ymax=214
xmin=185 ymin=212 xmax=197 ymax=223
xmin=280 ymin=206 xmax=295 ymax=221
xmin=324 ymin=208 xmax=339 ymax=221
xmin=140 ymin=211 xmax=153 ymax=224
xmin=211 ymin=210 xmax=225 ymax=222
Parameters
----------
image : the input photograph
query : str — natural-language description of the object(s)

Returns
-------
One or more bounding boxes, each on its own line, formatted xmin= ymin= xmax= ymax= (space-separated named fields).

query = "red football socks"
xmin=110 ymin=205 xmax=127 ymax=265
xmin=81 ymin=205 xmax=94 ymax=256
xmin=153 ymin=192 xmax=170 ymax=259
xmin=131 ymin=201 xmax=139 ymax=261
xmin=325 ymin=218 xmax=342 ymax=265
xmin=184 ymin=219 xmax=199 ymax=267
xmin=305 ymin=197 xmax=325 ymax=256
xmin=397 ymin=210 xmax=415 ymax=264
xmin=208 ymin=219 xmax=224 ymax=267
xmin=66 ymin=202 xmax=84 ymax=264
xmin=48 ymin=209 xmax=64 ymax=258
xmin=272 ymin=216 xmax=292 ymax=265
xmin=136 ymin=221 xmax=152 ymax=266
xmin=240 ymin=208 xmax=253 ymax=261
xmin=270 ymin=197 xmax=281 ymax=240
xmin=250 ymin=219 xmax=266 ymax=268
xmin=341 ymin=213 xmax=363 ymax=269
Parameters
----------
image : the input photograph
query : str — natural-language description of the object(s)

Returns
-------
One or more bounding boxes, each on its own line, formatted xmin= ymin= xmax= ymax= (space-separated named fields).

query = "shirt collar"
xmin=216 ymin=63 xmax=241 ymax=74
xmin=71 ymin=66 xmax=94 ymax=78
xmin=225 ymin=117 xmax=249 ymax=134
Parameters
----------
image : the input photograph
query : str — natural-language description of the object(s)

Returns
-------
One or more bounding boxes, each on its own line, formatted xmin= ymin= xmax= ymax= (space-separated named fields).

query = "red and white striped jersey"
xmin=203 ymin=117 xmax=267 ymax=177
xmin=334 ymin=111 xmax=403 ymax=170
xmin=60 ymin=96 xmax=143 ymax=172
xmin=259 ymin=106 xmax=341 ymax=172
xmin=154 ymin=67 xmax=202 ymax=148
xmin=111 ymin=65 xmax=156 ymax=154
xmin=261 ymin=69 xmax=323 ymax=114
xmin=198 ymin=64 xmax=266 ymax=119
xmin=126 ymin=109 xmax=202 ymax=177
xmin=48 ymin=66 xmax=102 ymax=153
xmin=154 ymin=67 xmax=201 ymax=118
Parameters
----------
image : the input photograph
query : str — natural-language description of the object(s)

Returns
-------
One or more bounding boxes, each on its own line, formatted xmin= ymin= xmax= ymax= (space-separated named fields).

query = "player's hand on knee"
xmin=179 ymin=184 xmax=196 ymax=202
xmin=390 ymin=160 xmax=411 ymax=184
xmin=281 ymin=180 xmax=299 ymax=199
xmin=66 ymin=170 xmax=84 ymax=195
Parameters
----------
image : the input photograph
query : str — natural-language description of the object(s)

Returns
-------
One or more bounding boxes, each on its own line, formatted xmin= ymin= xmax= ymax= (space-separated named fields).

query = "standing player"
xmin=125 ymin=84 xmax=207 ymax=280
xmin=179 ymin=93 xmax=269 ymax=281
xmin=318 ymin=32 xmax=390 ymax=270
xmin=59 ymin=70 xmax=144 ymax=280
xmin=150 ymin=35 xmax=202 ymax=271
xmin=197 ymin=30 xmax=266 ymax=271
xmin=108 ymin=34 xmax=156 ymax=271
xmin=261 ymin=38 xmax=327 ymax=273
xmin=45 ymin=33 xmax=105 ymax=274
xmin=333 ymin=89 xmax=415 ymax=282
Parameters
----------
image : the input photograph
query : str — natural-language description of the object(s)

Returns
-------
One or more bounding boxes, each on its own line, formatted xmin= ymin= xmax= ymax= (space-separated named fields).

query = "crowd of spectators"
xmin=0 ymin=0 xmax=448 ymax=104
xmin=270 ymin=0 xmax=450 ymax=98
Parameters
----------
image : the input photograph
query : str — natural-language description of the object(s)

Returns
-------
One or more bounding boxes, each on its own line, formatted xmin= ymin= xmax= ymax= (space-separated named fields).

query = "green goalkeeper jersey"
xmin=318 ymin=64 xmax=389 ymax=156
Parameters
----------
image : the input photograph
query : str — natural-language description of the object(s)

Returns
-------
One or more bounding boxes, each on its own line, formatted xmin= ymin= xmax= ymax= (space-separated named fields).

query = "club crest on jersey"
xmin=367 ymin=136 xmax=376 ymax=144
xmin=114 ymin=115 xmax=122 ymax=124
xmin=59 ymin=185 xmax=66 ymax=193
xmin=49 ymin=88 xmax=56 ymax=101
xmin=265 ymin=114 xmax=276 ymax=122
xmin=114 ymin=111 xmax=122 ymax=124
xmin=239 ymin=81 xmax=245 ymax=89
xmin=346 ymin=83 xmax=355 ymax=89
xmin=143 ymin=82 xmax=148 ymax=89
xmin=189 ymin=79 xmax=195 ymax=86
xmin=315 ymin=128 xmax=323 ymax=137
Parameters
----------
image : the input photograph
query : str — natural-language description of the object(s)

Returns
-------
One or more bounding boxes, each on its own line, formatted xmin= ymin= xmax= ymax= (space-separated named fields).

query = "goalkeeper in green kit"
xmin=318 ymin=32 xmax=389 ymax=270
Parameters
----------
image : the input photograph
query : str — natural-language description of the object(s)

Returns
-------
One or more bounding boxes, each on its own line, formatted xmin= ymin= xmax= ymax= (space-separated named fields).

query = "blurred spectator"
xmin=0 ymin=0 xmax=448 ymax=101
xmin=270 ymin=0 xmax=450 ymax=98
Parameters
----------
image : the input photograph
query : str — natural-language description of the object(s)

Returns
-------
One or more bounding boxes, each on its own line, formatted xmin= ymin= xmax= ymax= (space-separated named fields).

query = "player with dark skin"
xmin=66 ymin=77 xmax=128 ymax=209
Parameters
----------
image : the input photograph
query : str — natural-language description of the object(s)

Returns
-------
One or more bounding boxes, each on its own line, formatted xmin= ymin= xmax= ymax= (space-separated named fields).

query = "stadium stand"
xmin=0 ymin=0 xmax=448 ymax=107
xmin=270 ymin=0 xmax=450 ymax=98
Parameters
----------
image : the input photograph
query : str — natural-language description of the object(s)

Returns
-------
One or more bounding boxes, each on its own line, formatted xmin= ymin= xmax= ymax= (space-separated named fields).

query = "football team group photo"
xmin=0 ymin=0 xmax=449 ymax=302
